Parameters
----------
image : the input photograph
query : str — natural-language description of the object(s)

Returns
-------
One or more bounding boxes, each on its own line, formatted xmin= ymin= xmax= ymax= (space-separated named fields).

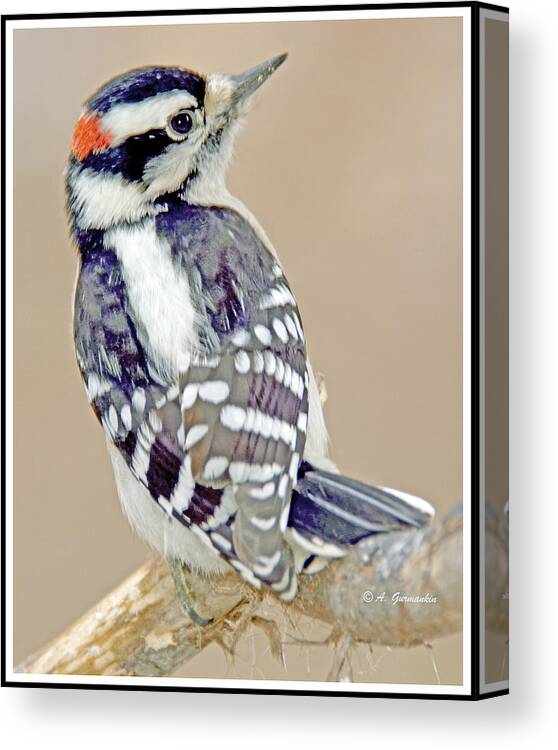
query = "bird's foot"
xmin=226 ymin=585 xmax=265 ymax=653
xmin=169 ymin=559 xmax=213 ymax=626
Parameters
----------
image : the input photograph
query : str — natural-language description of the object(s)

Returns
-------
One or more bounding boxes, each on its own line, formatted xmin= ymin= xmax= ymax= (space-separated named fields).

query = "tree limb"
xmin=15 ymin=506 xmax=508 ymax=678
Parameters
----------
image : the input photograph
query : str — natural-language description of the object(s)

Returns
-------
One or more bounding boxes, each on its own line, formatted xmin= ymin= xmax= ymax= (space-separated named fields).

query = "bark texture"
xmin=16 ymin=506 xmax=508 ymax=678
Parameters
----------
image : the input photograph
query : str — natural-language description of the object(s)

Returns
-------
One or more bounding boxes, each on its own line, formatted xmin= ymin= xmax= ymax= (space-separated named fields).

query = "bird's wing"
xmin=176 ymin=339 xmax=308 ymax=597
xmin=164 ymin=206 xmax=309 ymax=599
xmin=75 ymin=209 xmax=308 ymax=599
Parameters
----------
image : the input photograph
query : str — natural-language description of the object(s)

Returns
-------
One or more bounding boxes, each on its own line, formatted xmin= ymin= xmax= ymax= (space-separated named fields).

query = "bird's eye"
xmin=168 ymin=110 xmax=193 ymax=139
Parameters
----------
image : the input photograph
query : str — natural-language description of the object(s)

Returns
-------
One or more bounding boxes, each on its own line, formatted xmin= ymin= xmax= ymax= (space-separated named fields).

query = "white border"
xmin=478 ymin=5 xmax=510 ymax=696
xmin=3 ymin=5 xmax=471 ymax=697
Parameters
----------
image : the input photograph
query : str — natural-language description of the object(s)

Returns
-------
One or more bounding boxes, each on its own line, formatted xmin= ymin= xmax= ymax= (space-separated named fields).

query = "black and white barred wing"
xmin=158 ymin=204 xmax=311 ymax=598
xmin=86 ymin=342 xmax=308 ymax=603
xmin=177 ymin=337 xmax=308 ymax=599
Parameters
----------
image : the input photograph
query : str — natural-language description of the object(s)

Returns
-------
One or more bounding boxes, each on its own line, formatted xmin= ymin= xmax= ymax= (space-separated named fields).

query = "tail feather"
xmin=288 ymin=463 xmax=434 ymax=552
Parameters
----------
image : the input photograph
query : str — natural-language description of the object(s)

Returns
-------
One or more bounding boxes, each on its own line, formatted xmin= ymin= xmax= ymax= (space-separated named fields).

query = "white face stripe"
xmin=100 ymin=90 xmax=199 ymax=145
xmin=142 ymin=137 xmax=203 ymax=198
xmin=69 ymin=166 xmax=154 ymax=229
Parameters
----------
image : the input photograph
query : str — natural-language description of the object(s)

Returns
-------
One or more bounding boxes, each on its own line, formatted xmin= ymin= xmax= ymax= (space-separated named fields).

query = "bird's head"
xmin=66 ymin=54 xmax=287 ymax=232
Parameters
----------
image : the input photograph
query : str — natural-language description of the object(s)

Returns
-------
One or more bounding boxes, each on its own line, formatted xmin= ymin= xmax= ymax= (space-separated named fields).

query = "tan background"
xmin=13 ymin=16 xmax=463 ymax=684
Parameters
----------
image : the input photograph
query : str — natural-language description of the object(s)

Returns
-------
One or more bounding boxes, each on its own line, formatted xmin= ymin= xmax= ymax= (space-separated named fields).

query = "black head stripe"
xmin=122 ymin=130 xmax=172 ymax=182
xmin=82 ymin=129 xmax=173 ymax=183
xmin=86 ymin=67 xmax=206 ymax=114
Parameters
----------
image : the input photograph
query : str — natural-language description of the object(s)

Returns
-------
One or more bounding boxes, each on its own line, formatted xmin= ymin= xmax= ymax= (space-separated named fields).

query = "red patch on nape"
xmin=71 ymin=113 xmax=112 ymax=161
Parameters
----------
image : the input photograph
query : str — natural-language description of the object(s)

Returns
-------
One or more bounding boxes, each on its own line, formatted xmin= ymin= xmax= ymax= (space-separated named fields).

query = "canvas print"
xmin=3 ymin=3 xmax=509 ymax=699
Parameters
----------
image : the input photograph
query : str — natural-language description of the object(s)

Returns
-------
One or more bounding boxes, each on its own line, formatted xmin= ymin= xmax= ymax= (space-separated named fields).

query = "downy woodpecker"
xmin=67 ymin=55 xmax=434 ymax=621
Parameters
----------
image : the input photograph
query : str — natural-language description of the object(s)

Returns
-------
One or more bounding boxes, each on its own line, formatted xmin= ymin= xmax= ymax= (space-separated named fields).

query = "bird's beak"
xmin=230 ymin=53 xmax=288 ymax=106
